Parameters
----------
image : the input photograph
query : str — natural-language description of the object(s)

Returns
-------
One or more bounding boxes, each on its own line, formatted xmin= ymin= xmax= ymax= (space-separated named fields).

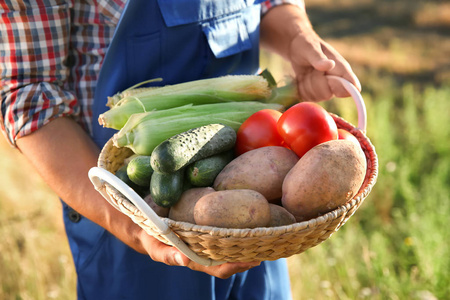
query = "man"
xmin=0 ymin=0 xmax=360 ymax=298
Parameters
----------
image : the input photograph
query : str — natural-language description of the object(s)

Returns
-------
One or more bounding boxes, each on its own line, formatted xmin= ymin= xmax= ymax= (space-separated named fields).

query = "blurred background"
xmin=1 ymin=0 xmax=449 ymax=299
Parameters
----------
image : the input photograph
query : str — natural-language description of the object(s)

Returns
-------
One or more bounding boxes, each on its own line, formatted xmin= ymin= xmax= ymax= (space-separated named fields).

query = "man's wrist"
xmin=261 ymin=0 xmax=305 ymax=16
xmin=260 ymin=3 xmax=313 ymax=60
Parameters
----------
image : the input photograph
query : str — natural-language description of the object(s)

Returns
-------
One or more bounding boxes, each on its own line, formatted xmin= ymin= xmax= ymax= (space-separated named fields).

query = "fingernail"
xmin=174 ymin=253 xmax=184 ymax=266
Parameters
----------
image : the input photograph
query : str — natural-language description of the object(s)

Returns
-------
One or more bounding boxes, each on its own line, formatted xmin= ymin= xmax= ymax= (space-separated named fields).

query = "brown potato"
xmin=143 ymin=194 xmax=170 ymax=217
xmin=213 ymin=146 xmax=299 ymax=202
xmin=268 ymin=204 xmax=296 ymax=227
xmin=168 ymin=187 xmax=215 ymax=223
xmin=193 ymin=189 xmax=271 ymax=228
xmin=282 ymin=140 xmax=367 ymax=222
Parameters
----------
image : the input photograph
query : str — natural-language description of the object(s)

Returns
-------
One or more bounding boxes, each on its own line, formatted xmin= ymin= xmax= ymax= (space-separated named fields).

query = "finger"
xmin=290 ymin=34 xmax=335 ymax=72
xmin=321 ymin=44 xmax=362 ymax=96
xmin=186 ymin=260 xmax=261 ymax=279
xmin=212 ymin=261 xmax=262 ymax=279
xmin=325 ymin=69 xmax=361 ymax=98
xmin=296 ymin=68 xmax=333 ymax=102
xmin=302 ymin=37 xmax=335 ymax=72
xmin=328 ymin=77 xmax=351 ymax=98
xmin=330 ymin=71 xmax=362 ymax=97
xmin=326 ymin=64 xmax=361 ymax=98
xmin=141 ymin=232 xmax=262 ymax=278
xmin=141 ymin=235 xmax=189 ymax=266
xmin=313 ymin=58 xmax=335 ymax=73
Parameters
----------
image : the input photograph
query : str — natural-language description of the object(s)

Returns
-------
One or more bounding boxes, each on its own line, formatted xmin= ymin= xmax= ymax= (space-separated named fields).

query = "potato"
xmin=193 ymin=189 xmax=271 ymax=228
xmin=282 ymin=139 xmax=367 ymax=222
xmin=268 ymin=204 xmax=296 ymax=227
xmin=143 ymin=194 xmax=170 ymax=217
xmin=168 ymin=187 xmax=215 ymax=223
xmin=214 ymin=146 xmax=299 ymax=202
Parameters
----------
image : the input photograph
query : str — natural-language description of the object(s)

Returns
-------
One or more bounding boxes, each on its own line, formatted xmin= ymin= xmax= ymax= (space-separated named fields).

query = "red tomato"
xmin=277 ymin=102 xmax=338 ymax=157
xmin=235 ymin=109 xmax=285 ymax=155
xmin=338 ymin=129 xmax=359 ymax=144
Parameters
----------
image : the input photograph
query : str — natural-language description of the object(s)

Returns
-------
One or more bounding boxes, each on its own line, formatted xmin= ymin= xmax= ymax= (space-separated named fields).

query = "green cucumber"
xmin=115 ymin=165 xmax=148 ymax=197
xmin=150 ymin=169 xmax=184 ymax=208
xmin=187 ymin=151 xmax=234 ymax=187
xmin=150 ymin=124 xmax=236 ymax=174
xmin=116 ymin=165 xmax=137 ymax=187
xmin=127 ymin=155 xmax=153 ymax=187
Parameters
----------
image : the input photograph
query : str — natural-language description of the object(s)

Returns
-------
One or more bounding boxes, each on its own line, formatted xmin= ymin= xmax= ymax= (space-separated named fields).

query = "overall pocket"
xmin=158 ymin=0 xmax=260 ymax=59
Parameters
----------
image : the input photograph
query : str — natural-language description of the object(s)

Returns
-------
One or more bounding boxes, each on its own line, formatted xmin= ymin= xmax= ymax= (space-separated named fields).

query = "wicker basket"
xmin=89 ymin=77 xmax=378 ymax=266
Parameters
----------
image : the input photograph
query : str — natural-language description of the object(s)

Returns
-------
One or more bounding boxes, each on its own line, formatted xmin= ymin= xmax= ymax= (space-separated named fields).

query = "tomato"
xmin=277 ymin=102 xmax=338 ymax=157
xmin=235 ymin=109 xmax=285 ymax=155
xmin=338 ymin=129 xmax=359 ymax=144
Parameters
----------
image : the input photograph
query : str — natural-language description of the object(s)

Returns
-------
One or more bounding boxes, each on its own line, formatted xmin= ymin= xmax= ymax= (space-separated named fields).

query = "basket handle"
xmin=88 ymin=167 xmax=224 ymax=267
xmin=325 ymin=75 xmax=367 ymax=132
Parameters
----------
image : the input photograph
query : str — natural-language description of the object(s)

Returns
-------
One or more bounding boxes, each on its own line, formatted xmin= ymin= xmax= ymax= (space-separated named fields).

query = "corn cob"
xmin=107 ymin=87 xmax=158 ymax=108
xmin=99 ymin=75 xmax=272 ymax=130
xmin=106 ymin=78 xmax=163 ymax=107
xmin=112 ymin=101 xmax=283 ymax=155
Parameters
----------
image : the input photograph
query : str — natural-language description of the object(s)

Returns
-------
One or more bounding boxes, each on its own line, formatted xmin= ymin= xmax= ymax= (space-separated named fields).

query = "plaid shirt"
xmin=0 ymin=0 xmax=303 ymax=146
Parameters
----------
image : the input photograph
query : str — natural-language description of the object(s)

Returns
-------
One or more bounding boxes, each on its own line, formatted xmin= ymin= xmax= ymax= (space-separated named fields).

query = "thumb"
xmin=306 ymin=45 xmax=335 ymax=71
xmin=300 ymin=37 xmax=335 ymax=72
xmin=290 ymin=34 xmax=336 ymax=72
xmin=312 ymin=58 xmax=335 ymax=72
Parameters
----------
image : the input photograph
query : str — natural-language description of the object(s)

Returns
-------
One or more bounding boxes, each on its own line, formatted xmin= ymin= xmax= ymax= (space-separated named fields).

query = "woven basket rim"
xmin=98 ymin=113 xmax=378 ymax=237
xmin=96 ymin=112 xmax=378 ymax=262
xmin=163 ymin=196 xmax=360 ymax=237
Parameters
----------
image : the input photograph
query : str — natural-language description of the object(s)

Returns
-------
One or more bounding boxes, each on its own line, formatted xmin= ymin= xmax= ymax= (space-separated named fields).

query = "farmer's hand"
xmin=261 ymin=3 xmax=361 ymax=102
xmin=138 ymin=229 xmax=260 ymax=279
xmin=288 ymin=28 xmax=361 ymax=101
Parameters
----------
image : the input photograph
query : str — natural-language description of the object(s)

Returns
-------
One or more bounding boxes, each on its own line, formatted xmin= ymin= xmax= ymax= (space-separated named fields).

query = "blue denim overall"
xmin=62 ymin=0 xmax=292 ymax=299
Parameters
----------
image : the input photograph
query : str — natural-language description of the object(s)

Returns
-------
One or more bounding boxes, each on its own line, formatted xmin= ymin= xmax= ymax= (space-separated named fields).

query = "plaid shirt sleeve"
xmin=261 ymin=0 xmax=305 ymax=15
xmin=0 ymin=1 xmax=80 ymax=146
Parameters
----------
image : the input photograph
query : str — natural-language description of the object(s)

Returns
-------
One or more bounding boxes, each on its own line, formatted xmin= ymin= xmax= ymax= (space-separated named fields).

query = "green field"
xmin=1 ymin=0 xmax=449 ymax=299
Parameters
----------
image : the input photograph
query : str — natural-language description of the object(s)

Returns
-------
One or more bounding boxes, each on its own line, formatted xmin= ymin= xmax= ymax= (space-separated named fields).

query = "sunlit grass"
xmin=286 ymin=84 xmax=450 ymax=300
xmin=0 ymin=139 xmax=76 ymax=300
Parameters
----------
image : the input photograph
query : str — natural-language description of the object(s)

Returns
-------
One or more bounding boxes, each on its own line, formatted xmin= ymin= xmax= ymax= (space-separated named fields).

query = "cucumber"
xmin=115 ymin=165 xmax=148 ymax=197
xmin=187 ymin=151 xmax=234 ymax=187
xmin=150 ymin=124 xmax=236 ymax=174
xmin=127 ymin=155 xmax=153 ymax=187
xmin=116 ymin=165 xmax=136 ymax=187
xmin=150 ymin=169 xmax=184 ymax=208
xmin=182 ymin=174 xmax=194 ymax=192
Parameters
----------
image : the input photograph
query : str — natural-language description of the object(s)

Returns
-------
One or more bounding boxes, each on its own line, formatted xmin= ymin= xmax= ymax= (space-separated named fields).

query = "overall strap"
xmin=92 ymin=0 xmax=262 ymax=147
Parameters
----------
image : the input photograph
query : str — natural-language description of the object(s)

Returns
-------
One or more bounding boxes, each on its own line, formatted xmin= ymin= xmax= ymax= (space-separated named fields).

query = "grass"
xmin=0 ymin=139 xmax=76 ymax=300
xmin=284 ymin=85 xmax=450 ymax=300
xmin=1 ymin=0 xmax=449 ymax=299
xmin=278 ymin=1 xmax=450 ymax=298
